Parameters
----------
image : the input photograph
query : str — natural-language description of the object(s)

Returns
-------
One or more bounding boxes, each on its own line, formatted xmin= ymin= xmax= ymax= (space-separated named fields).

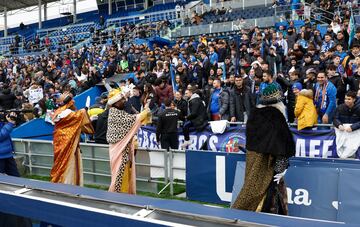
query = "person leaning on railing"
xmin=333 ymin=91 xmax=360 ymax=133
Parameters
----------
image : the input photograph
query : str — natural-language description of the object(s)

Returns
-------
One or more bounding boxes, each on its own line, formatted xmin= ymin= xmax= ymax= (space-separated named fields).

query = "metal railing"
xmin=114 ymin=2 xmax=146 ymax=11
xmin=106 ymin=9 xmax=178 ymax=26
xmin=12 ymin=138 xmax=185 ymax=196
xmin=274 ymin=2 xmax=335 ymax=24
xmin=208 ymin=0 xmax=270 ymax=9
xmin=171 ymin=16 xmax=275 ymax=37
xmin=153 ymin=0 xmax=184 ymax=5
xmin=37 ymin=22 xmax=95 ymax=37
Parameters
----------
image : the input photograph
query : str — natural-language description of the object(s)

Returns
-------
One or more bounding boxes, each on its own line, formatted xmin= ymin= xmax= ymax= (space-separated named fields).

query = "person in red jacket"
xmin=155 ymin=77 xmax=174 ymax=106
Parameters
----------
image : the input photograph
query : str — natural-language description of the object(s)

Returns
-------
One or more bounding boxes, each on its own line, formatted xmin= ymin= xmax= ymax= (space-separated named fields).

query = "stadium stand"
xmin=0 ymin=0 xmax=359 ymax=222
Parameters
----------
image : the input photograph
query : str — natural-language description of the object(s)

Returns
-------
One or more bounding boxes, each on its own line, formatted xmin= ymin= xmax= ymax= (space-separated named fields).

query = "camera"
xmin=0 ymin=109 xmax=34 ymax=124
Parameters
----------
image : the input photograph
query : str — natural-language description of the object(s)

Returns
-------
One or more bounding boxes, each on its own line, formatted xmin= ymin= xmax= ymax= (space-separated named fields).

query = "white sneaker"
xmin=181 ymin=140 xmax=192 ymax=149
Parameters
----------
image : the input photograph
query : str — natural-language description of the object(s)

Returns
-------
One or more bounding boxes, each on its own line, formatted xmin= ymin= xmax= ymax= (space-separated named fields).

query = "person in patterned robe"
xmin=106 ymin=89 xmax=150 ymax=194
xmin=50 ymin=93 xmax=94 ymax=186
xmin=232 ymin=83 xmax=295 ymax=214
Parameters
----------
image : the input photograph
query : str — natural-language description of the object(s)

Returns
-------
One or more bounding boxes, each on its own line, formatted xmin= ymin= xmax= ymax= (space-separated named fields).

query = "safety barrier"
xmin=171 ymin=16 xmax=275 ymax=37
xmin=13 ymin=138 xmax=185 ymax=195
xmin=106 ymin=9 xmax=178 ymax=26
xmin=208 ymin=0 xmax=270 ymax=9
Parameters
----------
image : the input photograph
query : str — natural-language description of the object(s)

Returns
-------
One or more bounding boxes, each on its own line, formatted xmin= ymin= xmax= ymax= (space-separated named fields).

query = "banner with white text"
xmin=137 ymin=126 xmax=347 ymax=158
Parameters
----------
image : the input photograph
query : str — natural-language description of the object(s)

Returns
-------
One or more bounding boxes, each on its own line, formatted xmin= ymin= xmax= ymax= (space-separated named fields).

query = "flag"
xmin=348 ymin=10 xmax=355 ymax=48
xmin=170 ymin=64 xmax=176 ymax=94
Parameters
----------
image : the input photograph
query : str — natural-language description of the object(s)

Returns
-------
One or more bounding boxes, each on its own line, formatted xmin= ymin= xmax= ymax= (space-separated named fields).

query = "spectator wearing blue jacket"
xmin=209 ymin=44 xmax=218 ymax=67
xmin=0 ymin=112 xmax=19 ymax=177
xmin=208 ymin=78 xmax=230 ymax=121
xmin=314 ymin=72 xmax=337 ymax=124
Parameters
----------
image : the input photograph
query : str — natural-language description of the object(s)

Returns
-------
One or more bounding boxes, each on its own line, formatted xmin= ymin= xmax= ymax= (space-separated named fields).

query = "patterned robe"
xmin=51 ymin=100 xmax=94 ymax=186
xmin=232 ymin=105 xmax=294 ymax=214
xmin=106 ymin=108 xmax=143 ymax=194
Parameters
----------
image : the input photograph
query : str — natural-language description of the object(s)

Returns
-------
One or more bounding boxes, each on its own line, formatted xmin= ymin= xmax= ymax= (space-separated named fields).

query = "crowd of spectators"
xmin=0 ymin=0 xmax=359 ymax=134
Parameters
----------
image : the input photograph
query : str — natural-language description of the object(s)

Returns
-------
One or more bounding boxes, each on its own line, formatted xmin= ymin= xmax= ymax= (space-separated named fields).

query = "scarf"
xmin=315 ymin=82 xmax=329 ymax=114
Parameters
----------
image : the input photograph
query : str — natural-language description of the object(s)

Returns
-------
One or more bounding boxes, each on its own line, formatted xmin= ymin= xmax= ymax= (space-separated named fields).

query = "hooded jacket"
xmin=187 ymin=93 xmax=208 ymax=130
xmin=294 ymin=89 xmax=318 ymax=130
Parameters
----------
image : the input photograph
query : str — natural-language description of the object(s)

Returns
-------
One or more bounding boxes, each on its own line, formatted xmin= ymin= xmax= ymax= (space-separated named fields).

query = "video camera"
xmin=0 ymin=109 xmax=34 ymax=123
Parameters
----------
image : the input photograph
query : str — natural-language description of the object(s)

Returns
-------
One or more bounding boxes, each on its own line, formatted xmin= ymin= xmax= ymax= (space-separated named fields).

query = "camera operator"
xmin=0 ymin=112 xmax=20 ymax=177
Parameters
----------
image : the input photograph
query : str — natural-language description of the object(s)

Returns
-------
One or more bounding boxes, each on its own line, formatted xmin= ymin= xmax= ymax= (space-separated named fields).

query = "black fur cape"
xmin=246 ymin=106 xmax=295 ymax=158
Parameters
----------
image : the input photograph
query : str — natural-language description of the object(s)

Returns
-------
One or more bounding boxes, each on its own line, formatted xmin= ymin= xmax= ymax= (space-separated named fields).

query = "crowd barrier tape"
xmin=186 ymin=151 xmax=360 ymax=224
xmin=138 ymin=125 xmax=360 ymax=159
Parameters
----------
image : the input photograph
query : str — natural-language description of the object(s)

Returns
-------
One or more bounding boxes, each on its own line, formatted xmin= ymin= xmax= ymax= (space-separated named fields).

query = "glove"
xmin=273 ymin=169 xmax=287 ymax=184
xmin=85 ymin=96 xmax=91 ymax=109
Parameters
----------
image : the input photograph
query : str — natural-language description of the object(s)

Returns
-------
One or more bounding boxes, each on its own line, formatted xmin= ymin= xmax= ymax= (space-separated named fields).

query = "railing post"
xmin=91 ymin=146 xmax=96 ymax=184
xmin=274 ymin=5 xmax=277 ymax=22
xmin=163 ymin=148 xmax=168 ymax=185
xmin=27 ymin=141 xmax=33 ymax=175
xmin=169 ymin=149 xmax=174 ymax=196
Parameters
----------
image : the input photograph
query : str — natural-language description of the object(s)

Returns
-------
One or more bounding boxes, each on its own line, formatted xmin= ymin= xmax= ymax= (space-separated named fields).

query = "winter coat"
xmin=95 ymin=109 xmax=109 ymax=144
xmin=334 ymin=75 xmax=348 ymax=103
xmin=333 ymin=99 xmax=360 ymax=131
xmin=187 ymin=94 xmax=208 ymax=130
xmin=294 ymin=89 xmax=318 ymax=130
xmin=229 ymin=86 xmax=254 ymax=122
xmin=188 ymin=64 xmax=203 ymax=88
xmin=174 ymin=98 xmax=187 ymax=120
xmin=155 ymin=84 xmax=174 ymax=106
xmin=202 ymin=83 xmax=213 ymax=107
xmin=314 ymin=81 xmax=337 ymax=120
xmin=208 ymin=88 xmax=230 ymax=120
xmin=0 ymin=122 xmax=15 ymax=159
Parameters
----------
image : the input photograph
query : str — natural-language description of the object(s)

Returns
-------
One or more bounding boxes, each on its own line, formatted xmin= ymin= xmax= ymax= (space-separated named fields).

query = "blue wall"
xmin=11 ymin=85 xmax=106 ymax=140
xmin=186 ymin=151 xmax=360 ymax=224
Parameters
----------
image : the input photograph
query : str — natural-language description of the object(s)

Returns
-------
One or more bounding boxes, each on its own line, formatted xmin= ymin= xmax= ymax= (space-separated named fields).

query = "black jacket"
xmin=333 ymin=100 xmax=360 ymax=131
xmin=95 ymin=109 xmax=109 ymax=144
xmin=276 ymin=77 xmax=297 ymax=107
xmin=174 ymin=98 xmax=187 ymax=120
xmin=156 ymin=108 xmax=180 ymax=140
xmin=329 ymin=74 xmax=346 ymax=104
xmin=187 ymin=94 xmax=208 ymax=130
xmin=229 ymin=86 xmax=254 ymax=122
xmin=188 ymin=64 xmax=203 ymax=89
xmin=202 ymin=83 xmax=213 ymax=107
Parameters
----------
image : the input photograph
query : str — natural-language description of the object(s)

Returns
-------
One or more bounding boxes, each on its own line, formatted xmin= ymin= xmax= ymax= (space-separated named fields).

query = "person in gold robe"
xmin=50 ymin=93 xmax=94 ymax=186
xmin=106 ymin=89 xmax=150 ymax=194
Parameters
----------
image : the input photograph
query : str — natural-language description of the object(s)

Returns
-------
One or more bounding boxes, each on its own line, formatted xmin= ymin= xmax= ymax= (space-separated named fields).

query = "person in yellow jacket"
xmin=293 ymin=82 xmax=318 ymax=130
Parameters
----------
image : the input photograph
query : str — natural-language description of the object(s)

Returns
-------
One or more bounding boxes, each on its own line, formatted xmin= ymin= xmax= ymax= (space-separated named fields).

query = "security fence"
xmin=13 ymin=138 xmax=185 ymax=195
